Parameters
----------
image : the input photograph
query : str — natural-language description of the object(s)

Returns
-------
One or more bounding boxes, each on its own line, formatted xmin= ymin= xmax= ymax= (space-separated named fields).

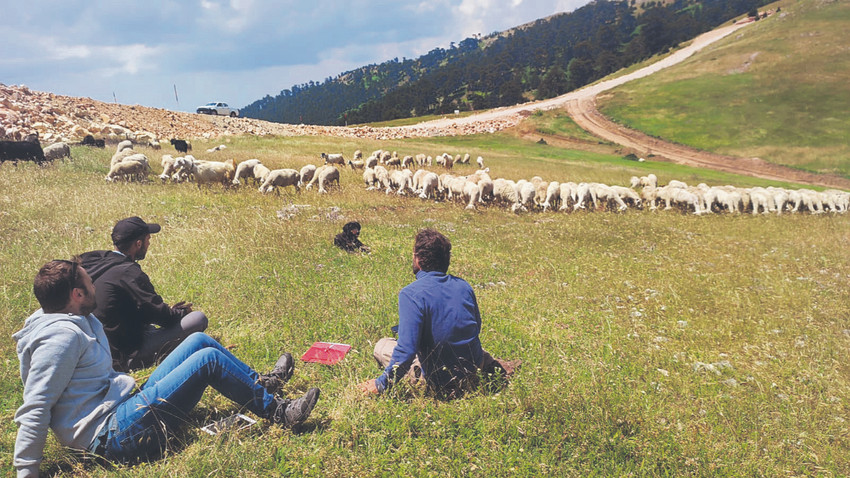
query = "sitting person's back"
xmin=80 ymin=216 xmax=207 ymax=370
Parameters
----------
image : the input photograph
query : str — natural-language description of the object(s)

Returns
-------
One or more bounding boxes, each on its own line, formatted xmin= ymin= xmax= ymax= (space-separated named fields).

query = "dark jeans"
xmin=92 ymin=332 xmax=275 ymax=462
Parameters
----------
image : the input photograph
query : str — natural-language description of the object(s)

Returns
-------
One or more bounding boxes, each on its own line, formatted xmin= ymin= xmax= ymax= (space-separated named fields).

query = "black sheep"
xmin=81 ymin=135 xmax=106 ymax=148
xmin=0 ymin=141 xmax=47 ymax=164
xmin=170 ymin=138 xmax=191 ymax=154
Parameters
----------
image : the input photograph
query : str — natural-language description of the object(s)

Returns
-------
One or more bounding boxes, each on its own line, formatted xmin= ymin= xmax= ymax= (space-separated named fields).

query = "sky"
xmin=1 ymin=0 xmax=591 ymax=113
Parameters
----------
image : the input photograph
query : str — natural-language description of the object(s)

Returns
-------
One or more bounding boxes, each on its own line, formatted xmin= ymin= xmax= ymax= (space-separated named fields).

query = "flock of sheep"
xmin=97 ymin=142 xmax=850 ymax=215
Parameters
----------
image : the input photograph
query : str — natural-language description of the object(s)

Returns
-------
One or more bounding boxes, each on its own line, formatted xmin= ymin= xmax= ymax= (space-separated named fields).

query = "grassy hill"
xmin=1 ymin=132 xmax=848 ymax=476
xmin=598 ymin=0 xmax=850 ymax=179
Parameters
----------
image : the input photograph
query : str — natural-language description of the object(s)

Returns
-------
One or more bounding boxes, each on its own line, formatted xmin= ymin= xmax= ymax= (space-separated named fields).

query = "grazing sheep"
xmin=299 ymin=164 xmax=317 ymax=187
xmin=105 ymin=159 xmax=149 ymax=182
xmin=80 ymin=135 xmax=105 ymax=148
xmin=415 ymin=154 xmax=427 ymax=167
xmin=476 ymin=156 xmax=484 ymax=169
xmin=558 ymin=182 xmax=579 ymax=211
xmin=363 ymin=167 xmax=379 ymax=189
xmin=232 ymin=159 xmax=262 ymax=185
xmin=116 ymin=140 xmax=133 ymax=153
xmin=418 ymin=172 xmax=441 ymax=200
xmin=667 ymin=179 xmax=688 ymax=189
xmin=206 ymin=144 xmax=227 ymax=153
xmin=401 ymin=155 xmax=414 ymax=168
xmin=0 ymin=140 xmax=46 ymax=164
xmin=252 ymin=163 xmax=271 ymax=184
xmin=353 ymin=150 xmax=363 ymax=161
xmin=43 ymin=142 xmax=71 ymax=162
xmin=492 ymin=178 xmax=525 ymax=212
xmin=110 ymin=148 xmax=137 ymax=166
xmin=259 ymin=168 xmax=300 ymax=194
xmin=170 ymin=138 xmax=192 ymax=153
xmin=461 ymin=153 xmax=471 ymax=164
xmin=610 ymin=186 xmax=642 ymax=209
xmin=365 ymin=155 xmax=378 ymax=169
xmin=159 ymin=154 xmax=176 ymax=181
xmin=387 ymin=169 xmax=414 ymax=195
xmin=172 ymin=155 xmax=196 ymax=182
xmin=379 ymin=151 xmax=392 ymax=164
xmin=542 ymin=181 xmax=561 ymax=211
xmin=348 ymin=159 xmax=365 ymax=170
xmin=191 ymin=159 xmax=235 ymax=187
xmin=307 ymin=165 xmax=340 ymax=193
xmin=148 ymin=140 xmax=161 ymax=150
xmin=321 ymin=153 xmax=346 ymax=166
xmin=463 ymin=181 xmax=481 ymax=210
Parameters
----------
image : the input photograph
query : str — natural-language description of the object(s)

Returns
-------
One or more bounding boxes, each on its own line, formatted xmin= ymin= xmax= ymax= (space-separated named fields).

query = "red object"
xmin=301 ymin=342 xmax=352 ymax=365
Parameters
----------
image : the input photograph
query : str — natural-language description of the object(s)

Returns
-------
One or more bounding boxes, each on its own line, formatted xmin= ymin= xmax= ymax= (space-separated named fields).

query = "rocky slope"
xmin=0 ymin=83 xmax=523 ymax=144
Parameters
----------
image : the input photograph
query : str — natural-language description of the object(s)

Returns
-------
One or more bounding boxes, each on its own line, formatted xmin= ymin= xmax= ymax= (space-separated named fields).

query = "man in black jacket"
xmin=80 ymin=216 xmax=208 ymax=371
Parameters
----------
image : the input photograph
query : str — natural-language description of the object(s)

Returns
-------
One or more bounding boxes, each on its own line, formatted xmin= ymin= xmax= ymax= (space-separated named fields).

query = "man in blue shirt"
xmin=359 ymin=228 xmax=518 ymax=399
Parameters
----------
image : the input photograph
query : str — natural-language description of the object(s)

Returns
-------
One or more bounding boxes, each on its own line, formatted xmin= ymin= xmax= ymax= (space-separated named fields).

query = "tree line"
xmin=240 ymin=0 xmax=769 ymax=126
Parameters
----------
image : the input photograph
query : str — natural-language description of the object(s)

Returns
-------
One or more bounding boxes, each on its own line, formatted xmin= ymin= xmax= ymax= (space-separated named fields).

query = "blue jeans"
xmin=96 ymin=332 xmax=276 ymax=462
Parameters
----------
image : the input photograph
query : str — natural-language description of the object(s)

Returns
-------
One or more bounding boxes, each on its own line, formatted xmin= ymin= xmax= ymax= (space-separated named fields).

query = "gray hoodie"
xmin=13 ymin=310 xmax=136 ymax=477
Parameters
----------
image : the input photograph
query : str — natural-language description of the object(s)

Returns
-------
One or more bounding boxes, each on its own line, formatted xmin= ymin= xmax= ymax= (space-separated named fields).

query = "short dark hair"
xmin=33 ymin=259 xmax=83 ymax=312
xmin=414 ymin=228 xmax=451 ymax=273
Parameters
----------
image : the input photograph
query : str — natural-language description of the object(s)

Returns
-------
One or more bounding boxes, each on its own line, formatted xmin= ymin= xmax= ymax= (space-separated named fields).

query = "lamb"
xmin=105 ymin=159 xmax=149 ymax=182
xmin=116 ymin=140 xmax=133 ymax=153
xmin=43 ymin=142 xmax=71 ymax=162
xmin=299 ymin=164 xmax=317 ymax=187
xmin=191 ymin=159 xmax=235 ymax=187
xmin=170 ymin=138 xmax=192 ymax=153
xmin=0 ymin=140 xmax=46 ymax=164
xmin=259 ymin=168 xmax=300 ymax=194
xmin=320 ymin=153 xmax=345 ymax=165
xmin=232 ymin=159 xmax=262 ymax=185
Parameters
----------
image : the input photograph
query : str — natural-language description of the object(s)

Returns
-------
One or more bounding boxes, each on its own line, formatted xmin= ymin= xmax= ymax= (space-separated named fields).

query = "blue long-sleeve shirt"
xmin=375 ymin=270 xmax=484 ymax=393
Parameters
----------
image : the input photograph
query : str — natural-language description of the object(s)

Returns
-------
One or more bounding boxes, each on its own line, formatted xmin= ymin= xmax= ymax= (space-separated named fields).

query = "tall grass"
xmin=1 ymin=136 xmax=848 ymax=476
xmin=598 ymin=0 xmax=850 ymax=179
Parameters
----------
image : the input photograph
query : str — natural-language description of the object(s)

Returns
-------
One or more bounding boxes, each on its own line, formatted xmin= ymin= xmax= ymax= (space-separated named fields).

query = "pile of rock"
xmin=0 ymin=83 xmax=523 ymax=143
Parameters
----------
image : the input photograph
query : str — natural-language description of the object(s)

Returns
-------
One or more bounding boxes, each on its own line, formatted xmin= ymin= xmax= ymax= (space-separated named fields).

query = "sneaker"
xmin=258 ymin=352 xmax=294 ymax=394
xmin=270 ymin=388 xmax=320 ymax=427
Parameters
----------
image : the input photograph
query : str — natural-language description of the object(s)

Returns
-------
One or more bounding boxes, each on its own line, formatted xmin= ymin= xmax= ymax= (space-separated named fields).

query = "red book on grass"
xmin=301 ymin=342 xmax=352 ymax=365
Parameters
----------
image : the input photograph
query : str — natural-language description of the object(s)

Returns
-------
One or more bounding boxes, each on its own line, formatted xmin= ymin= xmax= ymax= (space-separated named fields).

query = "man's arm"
xmin=14 ymin=327 xmax=83 ymax=478
xmin=374 ymin=289 xmax=423 ymax=392
xmin=124 ymin=267 xmax=185 ymax=327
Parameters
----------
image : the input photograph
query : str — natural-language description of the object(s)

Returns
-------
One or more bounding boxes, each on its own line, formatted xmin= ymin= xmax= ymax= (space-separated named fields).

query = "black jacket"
xmin=80 ymin=250 xmax=185 ymax=356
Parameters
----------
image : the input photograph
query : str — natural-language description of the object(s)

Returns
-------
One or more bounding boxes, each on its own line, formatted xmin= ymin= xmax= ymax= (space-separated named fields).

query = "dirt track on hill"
xmin=407 ymin=18 xmax=850 ymax=189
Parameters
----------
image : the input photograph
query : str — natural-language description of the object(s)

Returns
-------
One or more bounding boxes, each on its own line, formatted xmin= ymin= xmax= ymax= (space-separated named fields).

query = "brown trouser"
xmin=372 ymin=337 xmax=497 ymax=382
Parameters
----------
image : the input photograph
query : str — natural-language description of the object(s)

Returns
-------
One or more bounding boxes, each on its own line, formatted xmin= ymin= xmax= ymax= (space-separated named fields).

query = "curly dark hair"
xmin=33 ymin=259 xmax=84 ymax=312
xmin=414 ymin=228 xmax=451 ymax=273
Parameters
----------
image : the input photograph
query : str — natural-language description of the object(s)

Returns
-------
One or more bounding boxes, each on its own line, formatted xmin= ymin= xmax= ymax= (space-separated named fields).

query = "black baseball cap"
xmin=111 ymin=216 xmax=161 ymax=245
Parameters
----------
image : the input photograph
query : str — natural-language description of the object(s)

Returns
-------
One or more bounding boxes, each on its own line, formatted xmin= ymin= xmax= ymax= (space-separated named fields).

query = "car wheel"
xmin=230 ymin=112 xmax=237 ymax=117
xmin=212 ymin=110 xmax=218 ymax=115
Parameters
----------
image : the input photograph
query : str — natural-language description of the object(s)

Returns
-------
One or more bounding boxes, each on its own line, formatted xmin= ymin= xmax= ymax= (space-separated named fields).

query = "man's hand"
xmin=358 ymin=379 xmax=379 ymax=395
xmin=172 ymin=301 xmax=193 ymax=313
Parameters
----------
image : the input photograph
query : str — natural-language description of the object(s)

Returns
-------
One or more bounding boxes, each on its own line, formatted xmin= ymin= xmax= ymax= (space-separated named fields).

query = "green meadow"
xmin=598 ymin=0 xmax=850 ymax=179
xmin=1 ymin=133 xmax=848 ymax=476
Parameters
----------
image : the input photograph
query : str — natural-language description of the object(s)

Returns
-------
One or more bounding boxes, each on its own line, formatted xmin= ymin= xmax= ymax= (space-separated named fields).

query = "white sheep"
xmin=363 ymin=167 xmax=379 ymax=190
xmin=259 ymin=168 xmax=300 ymax=194
xmin=159 ymin=154 xmax=176 ymax=181
xmin=253 ymin=163 xmax=271 ymax=184
xmin=463 ymin=181 xmax=481 ymax=210
xmin=299 ymin=164 xmax=317 ymax=187
xmin=542 ymin=181 xmax=561 ymax=212
xmin=558 ymin=182 xmax=579 ymax=211
xmin=106 ymin=159 xmax=149 ymax=182
xmin=353 ymin=149 xmax=363 ymax=161
xmin=306 ymin=165 xmax=340 ymax=193
xmin=233 ymin=159 xmax=262 ymax=185
xmin=191 ymin=159 xmax=235 ymax=187
xmin=116 ymin=140 xmax=133 ymax=153
xmin=348 ymin=159 xmax=365 ymax=169
xmin=476 ymin=156 xmax=484 ymax=169
xmin=111 ymin=148 xmax=137 ymax=166
xmin=365 ymin=155 xmax=378 ymax=169
xmin=418 ymin=172 xmax=441 ymax=200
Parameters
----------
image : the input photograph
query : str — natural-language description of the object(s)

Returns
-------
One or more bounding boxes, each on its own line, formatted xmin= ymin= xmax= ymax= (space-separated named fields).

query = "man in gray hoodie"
xmin=13 ymin=260 xmax=319 ymax=477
